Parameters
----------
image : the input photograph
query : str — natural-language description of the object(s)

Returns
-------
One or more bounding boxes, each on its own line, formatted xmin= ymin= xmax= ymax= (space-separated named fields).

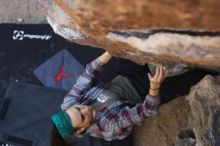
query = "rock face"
xmin=132 ymin=96 xmax=191 ymax=146
xmin=39 ymin=0 xmax=220 ymax=75
xmin=0 ymin=0 xmax=46 ymax=23
xmin=185 ymin=75 xmax=220 ymax=146
xmin=132 ymin=75 xmax=220 ymax=146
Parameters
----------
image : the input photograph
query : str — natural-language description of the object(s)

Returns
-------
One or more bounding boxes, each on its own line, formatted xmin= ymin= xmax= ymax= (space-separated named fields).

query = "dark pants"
xmin=120 ymin=65 xmax=150 ymax=102
xmin=120 ymin=64 xmax=207 ymax=104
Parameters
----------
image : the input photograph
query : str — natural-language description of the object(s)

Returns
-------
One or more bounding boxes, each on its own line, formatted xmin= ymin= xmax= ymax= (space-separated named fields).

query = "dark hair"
xmin=50 ymin=126 xmax=72 ymax=146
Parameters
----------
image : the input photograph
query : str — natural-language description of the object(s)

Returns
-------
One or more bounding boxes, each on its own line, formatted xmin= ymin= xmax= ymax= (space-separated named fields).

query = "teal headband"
xmin=51 ymin=110 xmax=75 ymax=138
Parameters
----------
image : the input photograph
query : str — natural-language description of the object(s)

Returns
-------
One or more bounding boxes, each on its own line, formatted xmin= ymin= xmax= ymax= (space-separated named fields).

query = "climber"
xmin=51 ymin=51 xmax=168 ymax=142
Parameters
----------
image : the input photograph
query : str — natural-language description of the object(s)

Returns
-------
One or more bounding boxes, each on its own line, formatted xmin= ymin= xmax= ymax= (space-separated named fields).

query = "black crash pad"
xmin=0 ymin=81 xmax=66 ymax=146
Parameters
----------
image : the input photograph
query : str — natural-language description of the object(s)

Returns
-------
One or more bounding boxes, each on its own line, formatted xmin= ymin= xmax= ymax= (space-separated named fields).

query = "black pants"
xmin=120 ymin=65 xmax=150 ymax=102
xmin=120 ymin=64 xmax=206 ymax=104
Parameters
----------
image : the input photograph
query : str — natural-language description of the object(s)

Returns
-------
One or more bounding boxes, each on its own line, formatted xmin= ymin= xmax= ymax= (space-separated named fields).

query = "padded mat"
xmin=0 ymin=81 xmax=66 ymax=146
xmin=33 ymin=49 xmax=84 ymax=91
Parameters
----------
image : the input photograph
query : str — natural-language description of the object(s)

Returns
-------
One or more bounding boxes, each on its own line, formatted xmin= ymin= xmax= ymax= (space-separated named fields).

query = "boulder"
xmin=39 ymin=0 xmax=220 ymax=75
xmin=132 ymin=96 xmax=190 ymax=146
xmin=185 ymin=75 xmax=220 ymax=146
xmin=133 ymin=75 xmax=220 ymax=146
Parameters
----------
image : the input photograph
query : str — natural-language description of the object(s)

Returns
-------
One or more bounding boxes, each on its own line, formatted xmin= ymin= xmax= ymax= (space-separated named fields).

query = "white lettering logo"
xmin=13 ymin=30 xmax=24 ymax=40
xmin=13 ymin=30 xmax=52 ymax=40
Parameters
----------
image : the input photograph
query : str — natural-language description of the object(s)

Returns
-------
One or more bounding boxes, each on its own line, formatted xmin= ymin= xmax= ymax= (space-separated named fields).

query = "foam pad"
xmin=0 ymin=81 xmax=66 ymax=146
xmin=34 ymin=49 xmax=84 ymax=91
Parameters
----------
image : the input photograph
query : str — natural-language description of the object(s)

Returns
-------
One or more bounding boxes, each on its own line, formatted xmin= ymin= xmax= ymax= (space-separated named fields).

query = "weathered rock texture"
xmin=132 ymin=75 xmax=220 ymax=146
xmin=186 ymin=75 xmax=220 ymax=146
xmin=39 ymin=0 xmax=220 ymax=75
xmin=132 ymin=96 xmax=190 ymax=146
xmin=0 ymin=0 xmax=47 ymax=24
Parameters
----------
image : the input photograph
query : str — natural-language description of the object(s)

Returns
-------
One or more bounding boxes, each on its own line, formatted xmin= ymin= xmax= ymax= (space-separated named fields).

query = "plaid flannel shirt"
xmin=61 ymin=57 xmax=160 ymax=141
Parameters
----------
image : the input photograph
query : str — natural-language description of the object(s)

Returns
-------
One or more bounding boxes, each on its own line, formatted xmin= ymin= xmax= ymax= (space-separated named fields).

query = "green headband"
xmin=51 ymin=110 xmax=75 ymax=138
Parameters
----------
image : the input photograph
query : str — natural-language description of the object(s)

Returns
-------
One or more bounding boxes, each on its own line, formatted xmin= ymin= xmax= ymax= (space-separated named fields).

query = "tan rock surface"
xmin=132 ymin=96 xmax=190 ymax=146
xmin=186 ymin=75 xmax=220 ymax=146
xmin=39 ymin=0 xmax=220 ymax=75
xmin=0 ymin=0 xmax=46 ymax=23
